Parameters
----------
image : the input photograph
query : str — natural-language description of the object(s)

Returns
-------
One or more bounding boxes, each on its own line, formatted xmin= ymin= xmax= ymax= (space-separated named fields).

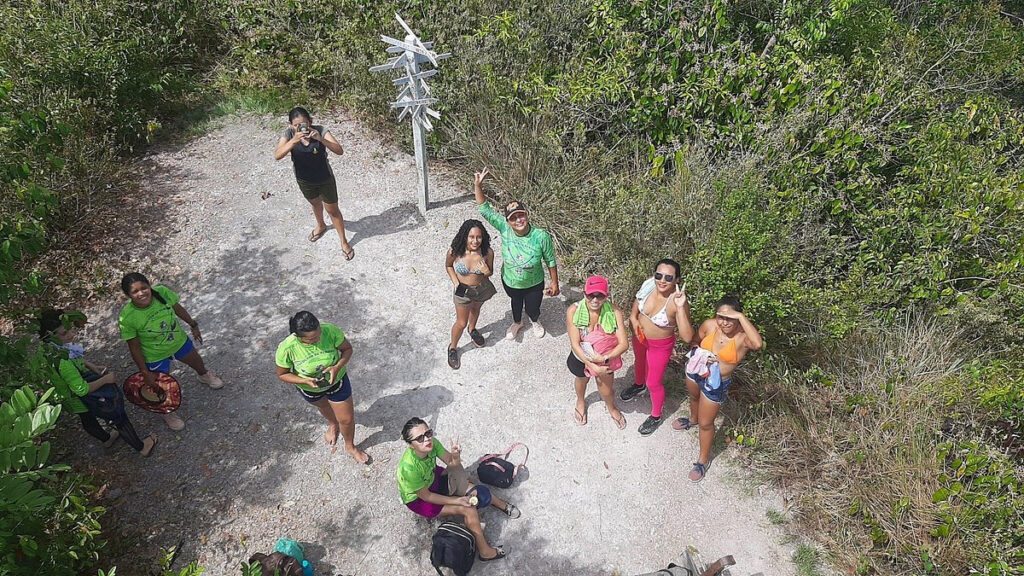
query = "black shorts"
xmin=567 ymin=352 xmax=587 ymax=378
xmin=296 ymin=176 xmax=339 ymax=204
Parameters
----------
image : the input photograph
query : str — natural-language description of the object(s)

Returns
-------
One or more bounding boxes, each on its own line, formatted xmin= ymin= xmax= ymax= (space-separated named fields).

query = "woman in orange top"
xmin=674 ymin=295 xmax=763 ymax=482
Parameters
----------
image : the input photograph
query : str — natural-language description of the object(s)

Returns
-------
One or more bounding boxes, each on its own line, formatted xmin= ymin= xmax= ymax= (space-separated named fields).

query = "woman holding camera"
xmin=275 ymin=311 xmax=368 ymax=463
xmin=273 ymin=106 xmax=354 ymax=260
xmin=444 ymin=219 xmax=496 ymax=369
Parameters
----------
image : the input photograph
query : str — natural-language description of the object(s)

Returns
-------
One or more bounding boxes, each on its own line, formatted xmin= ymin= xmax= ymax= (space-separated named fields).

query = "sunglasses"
xmin=507 ymin=213 xmax=527 ymax=222
xmin=654 ymin=272 xmax=676 ymax=282
xmin=409 ymin=429 xmax=435 ymax=444
xmin=585 ymin=293 xmax=607 ymax=300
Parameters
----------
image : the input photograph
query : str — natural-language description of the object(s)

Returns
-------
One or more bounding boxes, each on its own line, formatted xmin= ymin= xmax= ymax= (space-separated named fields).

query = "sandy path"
xmin=58 ymin=114 xmax=797 ymax=576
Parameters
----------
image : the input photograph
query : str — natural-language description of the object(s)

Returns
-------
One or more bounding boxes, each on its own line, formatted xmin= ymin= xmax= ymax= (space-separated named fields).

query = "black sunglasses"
xmin=654 ymin=272 xmax=676 ymax=282
xmin=409 ymin=429 xmax=435 ymax=444
xmin=585 ymin=293 xmax=607 ymax=300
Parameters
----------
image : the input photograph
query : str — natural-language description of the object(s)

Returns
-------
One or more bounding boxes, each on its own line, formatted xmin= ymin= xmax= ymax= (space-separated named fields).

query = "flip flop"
xmin=672 ymin=416 xmax=696 ymax=431
xmin=342 ymin=245 xmax=355 ymax=260
xmin=478 ymin=545 xmax=508 ymax=562
xmin=612 ymin=411 xmax=627 ymax=430
xmin=573 ymin=406 xmax=587 ymax=426
xmin=308 ymin=228 xmax=328 ymax=243
xmin=689 ymin=462 xmax=707 ymax=482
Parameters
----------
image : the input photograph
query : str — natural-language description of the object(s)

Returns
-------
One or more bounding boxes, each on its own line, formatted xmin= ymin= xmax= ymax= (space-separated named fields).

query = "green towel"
xmin=573 ymin=301 xmax=617 ymax=334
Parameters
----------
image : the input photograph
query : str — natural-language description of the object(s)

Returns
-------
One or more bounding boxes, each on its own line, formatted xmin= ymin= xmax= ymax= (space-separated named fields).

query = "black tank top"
xmin=283 ymin=125 xmax=332 ymax=183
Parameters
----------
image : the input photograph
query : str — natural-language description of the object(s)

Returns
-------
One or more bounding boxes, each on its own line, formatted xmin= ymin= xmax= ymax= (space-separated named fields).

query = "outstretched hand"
xmin=474 ymin=168 xmax=490 ymax=188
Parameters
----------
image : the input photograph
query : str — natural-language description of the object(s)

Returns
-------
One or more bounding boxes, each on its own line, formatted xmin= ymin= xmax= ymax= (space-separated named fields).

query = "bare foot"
xmin=346 ymin=445 xmax=370 ymax=465
xmin=324 ymin=425 xmax=339 ymax=452
xmin=140 ymin=434 xmax=158 ymax=457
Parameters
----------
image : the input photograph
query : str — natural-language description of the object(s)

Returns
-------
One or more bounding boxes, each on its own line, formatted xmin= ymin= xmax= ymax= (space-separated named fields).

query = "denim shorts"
xmin=687 ymin=371 xmax=733 ymax=404
xmin=145 ymin=337 xmax=195 ymax=374
xmin=297 ymin=373 xmax=352 ymax=404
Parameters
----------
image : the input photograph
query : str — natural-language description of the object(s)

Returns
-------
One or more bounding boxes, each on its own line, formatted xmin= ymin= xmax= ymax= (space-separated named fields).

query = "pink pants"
xmin=633 ymin=335 xmax=675 ymax=418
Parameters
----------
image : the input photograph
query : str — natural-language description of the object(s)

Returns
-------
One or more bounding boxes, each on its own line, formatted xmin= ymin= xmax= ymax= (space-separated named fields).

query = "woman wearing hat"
xmin=473 ymin=168 xmax=559 ymax=339
xmin=273 ymin=106 xmax=354 ymax=260
xmin=118 ymin=272 xmax=224 ymax=431
xmin=619 ymin=259 xmax=694 ymax=436
xmin=39 ymin=309 xmax=158 ymax=456
xmin=674 ymin=295 xmax=762 ymax=482
xmin=275 ymin=311 xmax=369 ymax=464
xmin=564 ymin=275 xmax=629 ymax=428
xmin=444 ymin=219 xmax=496 ymax=369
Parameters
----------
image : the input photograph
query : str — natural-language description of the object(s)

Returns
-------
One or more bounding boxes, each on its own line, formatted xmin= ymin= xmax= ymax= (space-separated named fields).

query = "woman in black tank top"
xmin=273 ymin=106 xmax=355 ymax=260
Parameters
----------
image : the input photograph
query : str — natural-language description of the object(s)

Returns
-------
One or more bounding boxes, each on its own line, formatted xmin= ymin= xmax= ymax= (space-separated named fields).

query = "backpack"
xmin=247 ymin=551 xmax=304 ymax=576
xmin=430 ymin=521 xmax=476 ymax=576
xmin=477 ymin=443 xmax=528 ymax=489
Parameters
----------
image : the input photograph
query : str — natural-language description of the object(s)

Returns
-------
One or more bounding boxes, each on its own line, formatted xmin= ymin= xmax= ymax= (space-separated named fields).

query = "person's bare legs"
xmin=697 ymin=395 xmax=723 ymax=465
xmin=178 ymin=349 xmax=208 ymax=376
xmin=467 ymin=302 xmax=483 ymax=334
xmin=329 ymin=398 xmax=368 ymax=463
xmin=307 ymin=196 xmax=329 ymax=238
xmin=686 ymin=378 xmax=700 ymax=422
xmin=450 ymin=304 xmax=470 ymax=349
xmin=572 ymin=376 xmax=589 ymax=425
xmin=439 ymin=504 xmax=499 ymax=559
xmin=312 ymin=398 xmax=339 ymax=449
xmin=596 ymin=373 xmax=625 ymax=428
xmin=323 ymin=201 xmax=353 ymax=256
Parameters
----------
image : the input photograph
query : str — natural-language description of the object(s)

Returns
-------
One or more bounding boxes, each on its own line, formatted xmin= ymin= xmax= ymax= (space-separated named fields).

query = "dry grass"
xmin=741 ymin=314 xmax=967 ymax=573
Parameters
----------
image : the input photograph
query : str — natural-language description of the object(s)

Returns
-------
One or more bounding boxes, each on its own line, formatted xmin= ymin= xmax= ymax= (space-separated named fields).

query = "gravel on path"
xmin=56 ymin=113 xmax=799 ymax=576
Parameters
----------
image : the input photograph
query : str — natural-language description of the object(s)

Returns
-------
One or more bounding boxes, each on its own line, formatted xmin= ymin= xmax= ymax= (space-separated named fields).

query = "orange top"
xmin=701 ymin=329 xmax=738 ymax=364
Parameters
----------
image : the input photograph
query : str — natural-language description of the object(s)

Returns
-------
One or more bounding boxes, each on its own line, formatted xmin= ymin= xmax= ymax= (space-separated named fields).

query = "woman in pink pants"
xmin=621 ymin=259 xmax=694 ymax=436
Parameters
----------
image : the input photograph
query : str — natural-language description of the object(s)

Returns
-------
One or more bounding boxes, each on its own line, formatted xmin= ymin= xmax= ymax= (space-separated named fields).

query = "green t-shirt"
xmin=50 ymin=350 xmax=89 ymax=414
xmin=396 ymin=439 xmax=446 ymax=504
xmin=480 ymin=202 xmax=557 ymax=289
xmin=274 ymin=323 xmax=348 ymax=392
xmin=118 ymin=285 xmax=188 ymax=362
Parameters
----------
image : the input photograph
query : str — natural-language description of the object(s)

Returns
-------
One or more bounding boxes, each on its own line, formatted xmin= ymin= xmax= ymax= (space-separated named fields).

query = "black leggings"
xmin=78 ymin=412 xmax=145 ymax=452
xmin=503 ymin=280 xmax=544 ymax=323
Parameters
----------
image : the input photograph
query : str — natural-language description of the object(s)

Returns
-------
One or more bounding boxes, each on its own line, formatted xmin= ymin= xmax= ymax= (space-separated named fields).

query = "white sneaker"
xmin=505 ymin=322 xmax=523 ymax=340
xmin=532 ymin=320 xmax=546 ymax=338
xmin=198 ymin=370 xmax=224 ymax=389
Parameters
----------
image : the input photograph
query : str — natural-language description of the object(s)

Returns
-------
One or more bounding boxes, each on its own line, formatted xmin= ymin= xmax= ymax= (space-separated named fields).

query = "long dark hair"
xmin=288 ymin=106 xmax=312 ymax=124
xmin=450 ymin=219 xmax=491 ymax=258
xmin=289 ymin=311 xmax=320 ymax=335
xmin=401 ymin=417 xmax=428 ymax=443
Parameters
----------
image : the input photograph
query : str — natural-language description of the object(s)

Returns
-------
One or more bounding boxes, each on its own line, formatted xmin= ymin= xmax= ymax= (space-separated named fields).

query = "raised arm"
xmin=273 ymin=131 xmax=303 ymax=161
xmin=319 ymin=130 xmax=343 ymax=155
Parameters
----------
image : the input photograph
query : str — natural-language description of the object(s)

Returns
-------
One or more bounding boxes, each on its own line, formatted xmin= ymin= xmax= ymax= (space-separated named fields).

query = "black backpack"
xmin=477 ymin=443 xmax=528 ymax=489
xmin=430 ymin=521 xmax=476 ymax=576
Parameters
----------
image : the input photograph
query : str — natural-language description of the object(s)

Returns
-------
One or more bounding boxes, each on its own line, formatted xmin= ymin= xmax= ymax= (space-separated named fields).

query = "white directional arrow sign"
xmin=369 ymin=13 xmax=448 ymax=215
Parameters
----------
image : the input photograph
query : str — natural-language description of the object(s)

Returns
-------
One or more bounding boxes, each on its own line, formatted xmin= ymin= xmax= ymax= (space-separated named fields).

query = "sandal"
xmin=308 ymin=227 xmax=328 ymax=243
xmin=573 ymin=406 xmax=587 ymax=426
xmin=688 ymin=462 xmax=707 ymax=483
xmin=342 ymin=244 xmax=355 ymax=261
xmin=502 ymin=503 xmax=522 ymax=519
xmin=103 ymin=429 xmax=120 ymax=448
xmin=672 ymin=416 xmax=696 ymax=431
xmin=478 ymin=545 xmax=508 ymax=562
xmin=611 ymin=411 xmax=627 ymax=430
xmin=469 ymin=329 xmax=485 ymax=347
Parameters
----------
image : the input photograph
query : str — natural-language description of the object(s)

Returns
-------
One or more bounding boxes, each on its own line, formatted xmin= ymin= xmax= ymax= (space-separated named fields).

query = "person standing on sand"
xmin=273 ymin=106 xmax=354 ymax=260
xmin=118 ymin=272 xmax=224 ymax=431
xmin=444 ymin=219 xmax=497 ymax=369
xmin=274 ymin=311 xmax=369 ymax=464
xmin=565 ymin=275 xmax=630 ymax=429
xmin=621 ymin=259 xmax=694 ymax=436
xmin=673 ymin=295 xmax=762 ymax=482
xmin=472 ymin=168 xmax=559 ymax=340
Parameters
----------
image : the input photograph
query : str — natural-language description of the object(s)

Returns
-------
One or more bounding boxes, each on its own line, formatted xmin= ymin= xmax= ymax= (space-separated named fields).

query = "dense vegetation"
xmin=1 ymin=0 xmax=1021 ymax=574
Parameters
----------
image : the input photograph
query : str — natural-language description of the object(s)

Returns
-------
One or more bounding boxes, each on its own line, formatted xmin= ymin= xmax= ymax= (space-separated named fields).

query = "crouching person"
xmin=396 ymin=417 xmax=520 ymax=562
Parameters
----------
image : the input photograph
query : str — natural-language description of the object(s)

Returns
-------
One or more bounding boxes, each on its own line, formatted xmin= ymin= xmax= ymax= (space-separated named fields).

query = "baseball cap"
xmin=584 ymin=275 xmax=610 ymax=296
xmin=503 ymin=201 xmax=528 ymax=219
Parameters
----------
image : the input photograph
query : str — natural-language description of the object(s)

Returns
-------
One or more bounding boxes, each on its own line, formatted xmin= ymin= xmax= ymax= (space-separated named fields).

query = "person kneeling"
xmin=396 ymin=417 xmax=520 ymax=562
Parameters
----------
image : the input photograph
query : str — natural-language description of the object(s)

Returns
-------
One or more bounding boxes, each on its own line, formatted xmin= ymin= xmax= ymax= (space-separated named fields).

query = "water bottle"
xmin=301 ymin=559 xmax=314 ymax=576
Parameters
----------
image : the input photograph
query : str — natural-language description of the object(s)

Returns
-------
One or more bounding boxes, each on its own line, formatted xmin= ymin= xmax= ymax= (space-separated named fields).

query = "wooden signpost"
xmin=370 ymin=14 xmax=450 ymax=214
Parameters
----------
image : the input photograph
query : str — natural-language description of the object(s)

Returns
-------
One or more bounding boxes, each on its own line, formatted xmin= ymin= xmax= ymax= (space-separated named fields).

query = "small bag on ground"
xmin=430 ymin=521 xmax=476 ymax=576
xmin=247 ymin=551 xmax=304 ymax=576
xmin=477 ymin=442 xmax=528 ymax=489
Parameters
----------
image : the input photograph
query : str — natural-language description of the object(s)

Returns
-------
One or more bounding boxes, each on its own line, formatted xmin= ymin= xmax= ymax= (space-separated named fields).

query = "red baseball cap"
xmin=584 ymin=275 xmax=609 ymax=296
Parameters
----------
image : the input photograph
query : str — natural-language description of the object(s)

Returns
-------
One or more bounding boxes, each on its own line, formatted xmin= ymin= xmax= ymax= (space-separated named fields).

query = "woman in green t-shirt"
xmin=275 ymin=311 xmax=369 ymax=464
xmin=119 ymin=273 xmax=224 ymax=431
xmin=395 ymin=417 xmax=519 ymax=562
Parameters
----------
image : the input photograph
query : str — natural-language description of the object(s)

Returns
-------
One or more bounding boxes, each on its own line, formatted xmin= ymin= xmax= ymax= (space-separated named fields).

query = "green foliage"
xmin=0 ymin=386 xmax=106 ymax=575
